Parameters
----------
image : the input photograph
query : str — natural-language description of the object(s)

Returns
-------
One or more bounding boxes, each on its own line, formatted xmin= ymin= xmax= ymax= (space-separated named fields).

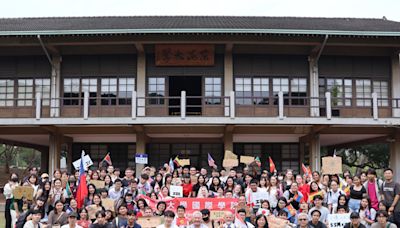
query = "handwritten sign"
xmin=102 ymin=198 xmax=115 ymax=212
xmin=87 ymin=205 xmax=100 ymax=220
xmin=90 ymin=180 xmax=105 ymax=189
xmin=224 ymin=150 xmax=238 ymax=159
xmin=322 ymin=156 xmax=342 ymax=174
xmin=73 ymin=155 xmax=93 ymax=170
xmin=328 ymin=213 xmax=350 ymax=228
xmin=223 ymin=159 xmax=239 ymax=168
xmin=155 ymin=44 xmax=214 ymax=66
xmin=267 ymin=216 xmax=288 ymax=228
xmin=137 ymin=216 xmax=162 ymax=228
xmin=180 ymin=159 xmax=190 ymax=166
xmin=210 ymin=210 xmax=226 ymax=220
xmin=170 ymin=185 xmax=183 ymax=198
xmin=13 ymin=186 xmax=34 ymax=200
xmin=240 ymin=156 xmax=255 ymax=164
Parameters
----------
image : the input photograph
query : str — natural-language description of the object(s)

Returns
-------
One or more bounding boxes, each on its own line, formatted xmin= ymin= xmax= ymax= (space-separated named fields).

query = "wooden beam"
xmin=299 ymin=125 xmax=331 ymax=143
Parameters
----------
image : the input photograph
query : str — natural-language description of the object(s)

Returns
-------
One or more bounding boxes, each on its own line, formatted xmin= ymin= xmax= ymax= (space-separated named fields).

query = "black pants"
xmin=392 ymin=211 xmax=400 ymax=228
xmin=5 ymin=199 xmax=12 ymax=228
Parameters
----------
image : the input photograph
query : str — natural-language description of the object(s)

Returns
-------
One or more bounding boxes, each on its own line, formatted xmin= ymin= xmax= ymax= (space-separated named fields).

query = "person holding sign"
xmin=4 ymin=173 xmax=20 ymax=228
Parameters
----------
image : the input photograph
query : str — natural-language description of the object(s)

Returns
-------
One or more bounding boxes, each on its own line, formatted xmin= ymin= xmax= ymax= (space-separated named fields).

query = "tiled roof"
xmin=0 ymin=16 xmax=400 ymax=35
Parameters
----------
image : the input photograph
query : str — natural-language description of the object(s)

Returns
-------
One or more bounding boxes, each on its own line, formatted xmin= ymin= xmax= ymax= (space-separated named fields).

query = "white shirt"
xmin=61 ymin=224 xmax=83 ymax=228
xmin=245 ymin=187 xmax=270 ymax=209
xmin=156 ymin=224 xmax=180 ymax=228
xmin=23 ymin=221 xmax=41 ymax=228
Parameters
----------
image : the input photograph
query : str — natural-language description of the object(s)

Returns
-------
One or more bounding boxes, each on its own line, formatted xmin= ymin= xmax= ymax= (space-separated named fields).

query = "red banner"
xmin=139 ymin=195 xmax=238 ymax=213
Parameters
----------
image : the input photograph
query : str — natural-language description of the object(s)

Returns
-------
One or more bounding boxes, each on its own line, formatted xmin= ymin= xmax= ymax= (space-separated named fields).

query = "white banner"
xmin=328 ymin=213 xmax=350 ymax=228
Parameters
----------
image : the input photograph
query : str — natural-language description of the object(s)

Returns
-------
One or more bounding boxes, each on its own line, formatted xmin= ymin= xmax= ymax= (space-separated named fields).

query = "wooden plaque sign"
xmin=155 ymin=44 xmax=214 ymax=66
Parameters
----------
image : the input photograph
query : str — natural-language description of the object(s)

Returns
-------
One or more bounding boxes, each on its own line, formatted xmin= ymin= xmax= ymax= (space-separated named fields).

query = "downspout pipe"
xmin=37 ymin=35 xmax=54 ymax=68
xmin=315 ymin=34 xmax=329 ymax=62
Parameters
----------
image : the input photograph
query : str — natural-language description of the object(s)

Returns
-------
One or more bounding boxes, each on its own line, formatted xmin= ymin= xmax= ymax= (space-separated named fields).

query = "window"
xmin=373 ymin=80 xmax=389 ymax=107
xmin=253 ymin=78 xmax=269 ymax=104
xmin=356 ymin=79 xmax=371 ymax=107
xmin=320 ymin=78 xmax=352 ymax=107
xmin=17 ymin=79 xmax=33 ymax=106
xmin=63 ymin=78 xmax=80 ymax=105
xmin=148 ymin=77 xmax=165 ymax=105
xmin=35 ymin=79 xmax=51 ymax=106
xmin=101 ymin=78 xmax=117 ymax=105
xmin=290 ymin=78 xmax=307 ymax=105
xmin=235 ymin=78 xmax=252 ymax=105
xmin=118 ymin=78 xmax=135 ymax=105
xmin=82 ymin=78 xmax=97 ymax=105
xmin=273 ymin=78 xmax=289 ymax=105
xmin=0 ymin=80 xmax=14 ymax=106
xmin=205 ymin=77 xmax=221 ymax=104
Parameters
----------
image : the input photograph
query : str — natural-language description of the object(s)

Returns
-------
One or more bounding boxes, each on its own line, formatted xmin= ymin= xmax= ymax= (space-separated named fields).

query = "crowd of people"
xmin=3 ymin=161 xmax=400 ymax=228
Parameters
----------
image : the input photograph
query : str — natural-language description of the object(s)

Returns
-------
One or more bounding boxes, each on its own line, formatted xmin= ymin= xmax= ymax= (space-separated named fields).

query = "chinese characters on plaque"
xmin=155 ymin=44 xmax=214 ymax=66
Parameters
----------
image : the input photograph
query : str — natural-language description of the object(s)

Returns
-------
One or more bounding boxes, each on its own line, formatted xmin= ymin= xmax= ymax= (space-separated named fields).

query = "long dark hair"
xmin=255 ymin=214 xmax=269 ymax=228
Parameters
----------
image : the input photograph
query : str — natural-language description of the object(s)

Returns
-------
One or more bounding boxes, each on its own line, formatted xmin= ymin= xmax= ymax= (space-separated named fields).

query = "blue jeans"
xmin=348 ymin=198 xmax=361 ymax=212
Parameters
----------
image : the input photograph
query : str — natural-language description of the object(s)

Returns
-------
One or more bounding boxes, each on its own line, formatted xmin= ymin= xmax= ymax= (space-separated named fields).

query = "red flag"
xmin=76 ymin=151 xmax=88 ymax=209
xmin=269 ymin=157 xmax=276 ymax=173
xmin=102 ymin=153 xmax=112 ymax=166
xmin=302 ymin=163 xmax=311 ymax=178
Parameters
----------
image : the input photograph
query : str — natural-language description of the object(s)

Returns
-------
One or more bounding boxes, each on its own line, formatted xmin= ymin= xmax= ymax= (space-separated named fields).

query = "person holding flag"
xmin=99 ymin=153 xmax=112 ymax=168
xmin=76 ymin=151 xmax=88 ymax=209
xmin=207 ymin=153 xmax=217 ymax=169
xmin=283 ymin=182 xmax=304 ymax=211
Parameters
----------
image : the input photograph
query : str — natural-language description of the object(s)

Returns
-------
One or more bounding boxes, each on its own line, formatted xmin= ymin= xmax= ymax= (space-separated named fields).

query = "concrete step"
xmin=0 ymin=202 xmax=5 ymax=212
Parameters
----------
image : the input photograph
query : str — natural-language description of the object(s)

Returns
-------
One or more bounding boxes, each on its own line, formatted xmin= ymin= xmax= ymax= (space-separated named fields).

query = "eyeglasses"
xmin=299 ymin=219 xmax=308 ymax=221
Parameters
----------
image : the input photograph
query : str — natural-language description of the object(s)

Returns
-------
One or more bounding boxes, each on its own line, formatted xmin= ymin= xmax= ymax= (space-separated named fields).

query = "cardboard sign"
xmin=170 ymin=185 xmax=183 ymax=198
xmin=267 ymin=216 xmax=288 ymax=228
xmin=13 ymin=186 xmax=34 ymax=200
xmin=190 ymin=175 xmax=198 ymax=185
xmin=137 ymin=216 xmax=162 ymax=228
xmin=90 ymin=180 xmax=105 ymax=189
xmin=322 ymin=156 xmax=342 ymax=174
xmin=180 ymin=159 xmax=190 ymax=166
xmin=240 ymin=156 xmax=255 ymax=164
xmin=210 ymin=210 xmax=226 ymax=220
xmin=223 ymin=159 xmax=239 ymax=168
xmin=73 ymin=155 xmax=93 ymax=170
xmin=328 ymin=213 xmax=350 ymax=228
xmin=224 ymin=150 xmax=237 ymax=159
xmin=102 ymin=198 xmax=115 ymax=212
xmin=87 ymin=205 xmax=100 ymax=220
xmin=135 ymin=154 xmax=148 ymax=164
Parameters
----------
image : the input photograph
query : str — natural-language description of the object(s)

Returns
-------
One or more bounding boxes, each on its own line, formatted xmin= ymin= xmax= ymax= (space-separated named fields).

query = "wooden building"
xmin=0 ymin=16 xmax=399 ymax=177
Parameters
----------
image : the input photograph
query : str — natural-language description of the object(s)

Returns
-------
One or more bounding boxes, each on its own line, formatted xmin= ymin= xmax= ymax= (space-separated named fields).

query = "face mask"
xmin=202 ymin=217 xmax=209 ymax=222
xmin=126 ymin=199 xmax=133 ymax=203
xmin=11 ymin=177 xmax=18 ymax=182
xmin=278 ymin=176 xmax=283 ymax=181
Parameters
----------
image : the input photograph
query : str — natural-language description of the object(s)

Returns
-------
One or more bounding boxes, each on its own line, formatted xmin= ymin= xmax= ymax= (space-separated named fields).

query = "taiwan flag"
xmin=76 ymin=151 xmax=88 ymax=209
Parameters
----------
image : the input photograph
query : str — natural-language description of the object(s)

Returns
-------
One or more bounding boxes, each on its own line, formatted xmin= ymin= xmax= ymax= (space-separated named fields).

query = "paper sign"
xmin=240 ymin=156 xmax=255 ymax=164
xmin=267 ymin=216 xmax=288 ymax=228
xmin=13 ymin=186 xmax=34 ymax=200
xmin=90 ymin=180 xmax=105 ymax=189
xmin=87 ymin=205 xmax=99 ymax=220
xmin=223 ymin=159 xmax=239 ymax=168
xmin=170 ymin=185 xmax=183 ymax=197
xmin=210 ymin=210 xmax=226 ymax=220
xmin=102 ymin=198 xmax=115 ymax=212
xmin=73 ymin=155 xmax=93 ymax=170
xmin=180 ymin=159 xmax=190 ymax=166
xmin=322 ymin=156 xmax=342 ymax=174
xmin=137 ymin=216 xmax=162 ymax=228
xmin=135 ymin=154 xmax=148 ymax=164
xmin=328 ymin=213 xmax=350 ymax=228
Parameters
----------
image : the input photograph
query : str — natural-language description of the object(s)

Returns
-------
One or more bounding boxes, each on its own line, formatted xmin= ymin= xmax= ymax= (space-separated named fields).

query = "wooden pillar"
xmin=309 ymin=134 xmax=321 ymax=172
xmin=390 ymin=133 xmax=400 ymax=182
xmin=392 ymin=53 xmax=400 ymax=117
xmin=48 ymin=133 xmax=62 ymax=177
xmin=135 ymin=131 xmax=147 ymax=178
xmin=136 ymin=44 xmax=146 ymax=116
xmin=308 ymin=57 xmax=320 ymax=117
xmin=50 ymin=56 xmax=61 ymax=117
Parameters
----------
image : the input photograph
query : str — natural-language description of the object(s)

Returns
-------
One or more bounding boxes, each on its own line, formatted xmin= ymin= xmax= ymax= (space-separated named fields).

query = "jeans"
xmin=348 ymin=198 xmax=361 ymax=212
xmin=5 ymin=199 xmax=11 ymax=228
